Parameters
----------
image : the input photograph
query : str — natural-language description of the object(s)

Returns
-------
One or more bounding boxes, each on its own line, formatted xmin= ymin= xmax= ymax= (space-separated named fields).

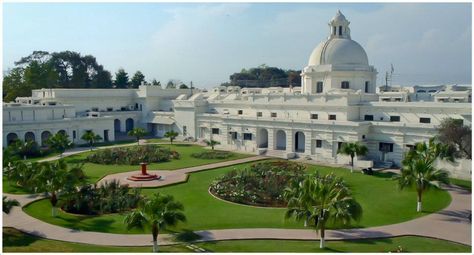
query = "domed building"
xmin=301 ymin=11 xmax=377 ymax=94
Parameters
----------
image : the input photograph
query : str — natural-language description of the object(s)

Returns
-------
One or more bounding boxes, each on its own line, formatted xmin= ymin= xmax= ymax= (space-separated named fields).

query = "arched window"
xmin=338 ymin=26 xmax=342 ymax=35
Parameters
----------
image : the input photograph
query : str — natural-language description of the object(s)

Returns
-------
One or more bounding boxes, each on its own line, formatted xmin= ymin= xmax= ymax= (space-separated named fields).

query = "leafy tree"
xmin=128 ymin=128 xmax=147 ymax=145
xmin=35 ymin=160 xmax=85 ymax=216
xmin=46 ymin=132 xmax=73 ymax=156
xmin=151 ymin=79 xmax=161 ymax=87
xmin=166 ymin=80 xmax=176 ymax=89
xmin=8 ymin=140 xmax=40 ymax=159
xmin=437 ymin=118 xmax=471 ymax=159
xmin=131 ymin=71 xmax=146 ymax=88
xmin=114 ymin=68 xmax=130 ymax=88
xmin=164 ymin=131 xmax=179 ymax=145
xmin=3 ymin=196 xmax=19 ymax=214
xmin=179 ymin=84 xmax=189 ymax=89
xmin=285 ymin=173 xmax=362 ymax=248
xmin=205 ymin=139 xmax=220 ymax=150
xmin=3 ymin=161 xmax=39 ymax=190
xmin=124 ymin=193 xmax=186 ymax=252
xmin=81 ymin=130 xmax=103 ymax=151
xmin=337 ymin=142 xmax=369 ymax=173
xmin=397 ymin=138 xmax=451 ymax=212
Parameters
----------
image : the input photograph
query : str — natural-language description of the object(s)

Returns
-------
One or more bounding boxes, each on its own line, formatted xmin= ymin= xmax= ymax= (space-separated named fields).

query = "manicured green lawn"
xmin=24 ymin=161 xmax=451 ymax=234
xmin=450 ymin=178 xmax=472 ymax=190
xmin=198 ymin=237 xmax=471 ymax=253
xmin=3 ymin=177 xmax=31 ymax=194
xmin=3 ymin=228 xmax=469 ymax=253
xmin=2 ymin=227 xmax=188 ymax=253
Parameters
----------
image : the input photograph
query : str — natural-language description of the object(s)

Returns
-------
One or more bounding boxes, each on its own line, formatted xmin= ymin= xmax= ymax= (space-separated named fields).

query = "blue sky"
xmin=3 ymin=3 xmax=472 ymax=88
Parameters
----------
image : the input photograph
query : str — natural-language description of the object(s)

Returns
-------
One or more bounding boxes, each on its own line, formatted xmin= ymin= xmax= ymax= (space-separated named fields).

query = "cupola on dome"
xmin=308 ymin=11 xmax=369 ymax=66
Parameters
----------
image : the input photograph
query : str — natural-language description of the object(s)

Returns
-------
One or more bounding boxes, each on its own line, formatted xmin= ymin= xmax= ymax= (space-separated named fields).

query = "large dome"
xmin=308 ymin=38 xmax=369 ymax=66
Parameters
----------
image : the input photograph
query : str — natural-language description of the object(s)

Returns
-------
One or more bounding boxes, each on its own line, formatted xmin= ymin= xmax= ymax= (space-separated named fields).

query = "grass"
xmin=3 ymin=228 xmax=470 ymax=253
xmin=2 ymin=227 xmax=188 ymax=253
xmin=450 ymin=178 xmax=472 ymax=190
xmin=24 ymin=161 xmax=451 ymax=234
xmin=3 ymin=177 xmax=31 ymax=194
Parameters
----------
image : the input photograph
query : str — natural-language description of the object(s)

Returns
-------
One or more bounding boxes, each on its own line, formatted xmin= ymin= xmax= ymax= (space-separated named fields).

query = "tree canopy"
xmin=226 ymin=64 xmax=301 ymax=88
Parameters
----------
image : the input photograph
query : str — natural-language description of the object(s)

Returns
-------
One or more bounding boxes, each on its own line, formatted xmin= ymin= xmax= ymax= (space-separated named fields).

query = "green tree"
xmin=128 ymin=128 xmax=147 ymax=145
xmin=164 ymin=131 xmax=179 ymax=145
xmin=166 ymin=80 xmax=176 ymax=89
xmin=285 ymin=173 xmax=362 ymax=249
xmin=46 ymin=132 xmax=73 ymax=156
xmin=131 ymin=71 xmax=146 ymax=88
xmin=204 ymin=139 xmax=220 ymax=150
xmin=151 ymin=79 xmax=161 ymax=87
xmin=7 ymin=140 xmax=40 ymax=159
xmin=337 ymin=142 xmax=369 ymax=173
xmin=81 ymin=130 xmax=103 ymax=150
xmin=437 ymin=118 xmax=471 ymax=159
xmin=397 ymin=138 xmax=452 ymax=212
xmin=179 ymin=84 xmax=189 ymax=89
xmin=124 ymin=193 xmax=186 ymax=252
xmin=114 ymin=68 xmax=130 ymax=88
xmin=3 ymin=196 xmax=19 ymax=214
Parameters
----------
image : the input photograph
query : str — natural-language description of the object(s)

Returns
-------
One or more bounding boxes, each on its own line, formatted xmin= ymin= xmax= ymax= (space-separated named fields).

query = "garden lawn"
xmin=450 ymin=178 xmax=472 ymax=191
xmin=24 ymin=161 xmax=451 ymax=233
xmin=3 ymin=177 xmax=31 ymax=194
xmin=2 ymin=227 xmax=188 ymax=253
xmin=62 ymin=144 xmax=251 ymax=183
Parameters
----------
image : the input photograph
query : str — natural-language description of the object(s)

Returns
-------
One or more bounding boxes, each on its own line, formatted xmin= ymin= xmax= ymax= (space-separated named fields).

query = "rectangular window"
xmin=390 ymin=116 xmax=401 ymax=122
xmin=329 ymin=114 xmax=336 ymax=120
xmin=271 ymin=112 xmax=277 ymax=118
xmin=420 ymin=117 xmax=431 ymax=124
xmin=364 ymin=115 xmax=374 ymax=121
xmin=379 ymin=142 xmax=394 ymax=152
xmin=229 ymin=132 xmax=237 ymax=140
xmin=338 ymin=142 xmax=344 ymax=151
xmin=257 ymin=112 xmax=263 ymax=117
xmin=310 ymin=114 xmax=318 ymax=120
xmin=338 ymin=26 xmax=342 ymax=35
xmin=183 ymin=126 xmax=187 ymax=136
xmin=316 ymin=140 xmax=322 ymax=148
xmin=73 ymin=130 xmax=76 ymax=139
xmin=365 ymin=81 xmax=369 ymax=93
xmin=316 ymin=82 xmax=323 ymax=93
xmin=243 ymin=133 xmax=252 ymax=140
xmin=238 ymin=110 xmax=243 ymax=115
xmin=341 ymin=81 xmax=350 ymax=89
xmin=212 ymin=128 xmax=220 ymax=135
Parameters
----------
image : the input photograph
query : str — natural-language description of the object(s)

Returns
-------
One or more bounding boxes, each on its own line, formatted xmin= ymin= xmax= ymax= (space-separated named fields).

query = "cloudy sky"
xmin=3 ymin=3 xmax=472 ymax=88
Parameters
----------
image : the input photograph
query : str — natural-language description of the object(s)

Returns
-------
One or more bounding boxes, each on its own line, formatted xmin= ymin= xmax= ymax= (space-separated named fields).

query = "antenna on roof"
xmin=384 ymin=64 xmax=394 ymax=91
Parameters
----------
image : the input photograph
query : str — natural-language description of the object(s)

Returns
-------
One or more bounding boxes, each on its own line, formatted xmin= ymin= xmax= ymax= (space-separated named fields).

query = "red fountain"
xmin=127 ymin=162 xmax=161 ymax=181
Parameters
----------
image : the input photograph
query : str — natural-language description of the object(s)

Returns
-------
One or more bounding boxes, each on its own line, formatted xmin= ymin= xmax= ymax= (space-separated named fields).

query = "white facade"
xmin=2 ymin=11 xmax=471 ymax=178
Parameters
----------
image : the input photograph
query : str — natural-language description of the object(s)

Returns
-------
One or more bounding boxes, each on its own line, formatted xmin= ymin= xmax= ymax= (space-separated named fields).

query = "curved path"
xmin=3 ymin=143 xmax=471 ymax=247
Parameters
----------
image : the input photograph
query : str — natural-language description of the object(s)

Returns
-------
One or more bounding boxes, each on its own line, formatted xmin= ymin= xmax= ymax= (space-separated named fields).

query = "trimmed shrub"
xmin=86 ymin=145 xmax=179 ymax=165
xmin=191 ymin=151 xmax=233 ymax=159
xmin=210 ymin=161 xmax=306 ymax=207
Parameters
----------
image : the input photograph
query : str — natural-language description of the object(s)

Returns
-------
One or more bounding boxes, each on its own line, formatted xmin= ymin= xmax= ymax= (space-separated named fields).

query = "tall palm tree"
xmin=124 ymin=193 xmax=186 ymax=252
xmin=285 ymin=173 xmax=362 ymax=249
xmin=337 ymin=142 xmax=368 ymax=173
xmin=81 ymin=130 xmax=102 ymax=151
xmin=128 ymin=128 xmax=147 ymax=145
xmin=46 ymin=132 xmax=73 ymax=157
xmin=164 ymin=131 xmax=179 ymax=145
xmin=3 ymin=196 xmax=19 ymax=214
xmin=398 ymin=138 xmax=451 ymax=212
xmin=205 ymin=139 xmax=220 ymax=150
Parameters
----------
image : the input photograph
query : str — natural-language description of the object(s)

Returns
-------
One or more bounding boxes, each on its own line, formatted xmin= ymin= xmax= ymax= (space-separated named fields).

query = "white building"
xmin=3 ymin=11 xmax=471 ymax=177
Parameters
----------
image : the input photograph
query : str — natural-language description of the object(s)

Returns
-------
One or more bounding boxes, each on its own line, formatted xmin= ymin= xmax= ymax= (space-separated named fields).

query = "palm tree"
xmin=337 ymin=142 xmax=368 ymax=173
xmin=397 ymin=138 xmax=451 ymax=212
xmin=3 ymin=196 xmax=19 ymax=214
xmin=46 ymin=132 xmax=73 ymax=157
xmin=128 ymin=128 xmax=147 ymax=145
xmin=4 ymin=161 xmax=40 ymax=192
xmin=285 ymin=173 xmax=362 ymax=249
xmin=81 ymin=130 xmax=103 ymax=151
xmin=205 ymin=139 xmax=220 ymax=150
xmin=124 ymin=193 xmax=186 ymax=252
xmin=164 ymin=131 xmax=179 ymax=145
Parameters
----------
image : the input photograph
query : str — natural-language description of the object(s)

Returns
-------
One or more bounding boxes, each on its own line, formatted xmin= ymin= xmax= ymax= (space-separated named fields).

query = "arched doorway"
xmin=257 ymin=129 xmax=268 ymax=148
xmin=41 ymin=131 xmax=52 ymax=147
xmin=24 ymin=132 xmax=35 ymax=142
xmin=6 ymin=133 xmax=18 ymax=145
xmin=58 ymin=130 xmax=67 ymax=136
xmin=275 ymin=130 xmax=286 ymax=150
xmin=114 ymin=119 xmax=121 ymax=132
xmin=295 ymin=131 xmax=305 ymax=153
xmin=125 ymin=118 xmax=134 ymax=132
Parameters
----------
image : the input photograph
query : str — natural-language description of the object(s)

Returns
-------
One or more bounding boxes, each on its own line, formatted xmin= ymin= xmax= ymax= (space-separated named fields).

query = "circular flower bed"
xmin=209 ymin=161 xmax=306 ymax=207
xmin=191 ymin=150 xmax=233 ymax=159
xmin=86 ymin=145 xmax=179 ymax=165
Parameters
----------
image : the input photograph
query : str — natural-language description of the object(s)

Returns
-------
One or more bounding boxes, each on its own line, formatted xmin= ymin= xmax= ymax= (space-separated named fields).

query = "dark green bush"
xmin=191 ymin=150 xmax=233 ymax=159
xmin=209 ymin=161 xmax=306 ymax=207
xmin=86 ymin=145 xmax=179 ymax=165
